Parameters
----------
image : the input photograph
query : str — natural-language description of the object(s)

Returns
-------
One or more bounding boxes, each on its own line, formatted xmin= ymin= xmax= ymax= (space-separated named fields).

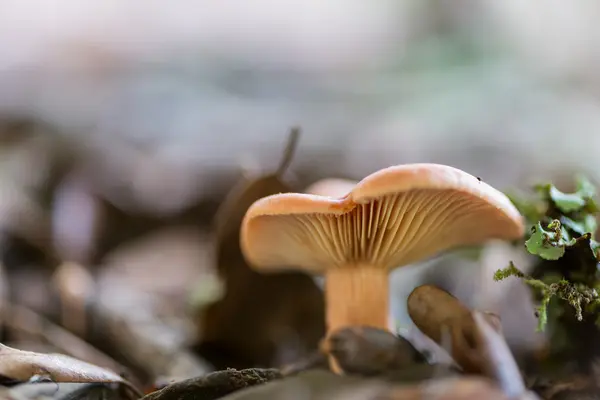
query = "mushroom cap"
xmin=305 ymin=178 xmax=357 ymax=198
xmin=241 ymin=163 xmax=525 ymax=274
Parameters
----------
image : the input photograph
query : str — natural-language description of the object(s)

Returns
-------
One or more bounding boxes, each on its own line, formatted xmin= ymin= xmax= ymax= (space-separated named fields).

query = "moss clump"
xmin=497 ymin=175 xmax=600 ymax=371
xmin=494 ymin=261 xmax=599 ymax=331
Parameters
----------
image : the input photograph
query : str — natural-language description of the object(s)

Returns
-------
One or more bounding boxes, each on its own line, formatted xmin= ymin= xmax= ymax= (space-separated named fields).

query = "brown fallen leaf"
xmin=407 ymin=286 xmax=538 ymax=399
xmin=407 ymin=284 xmax=502 ymax=373
xmin=0 ymin=343 xmax=140 ymax=396
xmin=198 ymin=127 xmax=325 ymax=369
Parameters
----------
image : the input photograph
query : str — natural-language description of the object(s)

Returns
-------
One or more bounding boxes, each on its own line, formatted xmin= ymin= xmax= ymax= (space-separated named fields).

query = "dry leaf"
xmin=0 ymin=343 xmax=128 ymax=385
xmin=199 ymin=128 xmax=325 ymax=369
xmin=407 ymin=285 xmax=502 ymax=373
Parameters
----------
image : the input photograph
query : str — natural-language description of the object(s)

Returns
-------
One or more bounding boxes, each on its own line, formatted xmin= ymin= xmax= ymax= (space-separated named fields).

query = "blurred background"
xmin=0 ymin=0 xmax=598 ymax=385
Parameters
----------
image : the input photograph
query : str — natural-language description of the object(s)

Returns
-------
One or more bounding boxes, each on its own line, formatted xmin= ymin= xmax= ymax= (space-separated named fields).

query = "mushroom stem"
xmin=325 ymin=266 xmax=389 ymax=334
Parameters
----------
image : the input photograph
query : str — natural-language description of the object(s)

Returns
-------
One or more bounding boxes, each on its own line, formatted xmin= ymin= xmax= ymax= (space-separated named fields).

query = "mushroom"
xmin=240 ymin=163 xmax=524 ymax=351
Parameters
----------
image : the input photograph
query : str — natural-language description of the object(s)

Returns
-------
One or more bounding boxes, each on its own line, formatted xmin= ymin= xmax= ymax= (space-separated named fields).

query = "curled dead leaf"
xmin=0 ymin=343 xmax=140 ymax=396
xmin=199 ymin=127 xmax=325 ymax=369
xmin=407 ymin=285 xmax=502 ymax=373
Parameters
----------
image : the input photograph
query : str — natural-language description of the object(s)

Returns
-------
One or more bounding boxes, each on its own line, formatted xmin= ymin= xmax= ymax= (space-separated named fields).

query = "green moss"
xmin=497 ymin=175 xmax=600 ymax=334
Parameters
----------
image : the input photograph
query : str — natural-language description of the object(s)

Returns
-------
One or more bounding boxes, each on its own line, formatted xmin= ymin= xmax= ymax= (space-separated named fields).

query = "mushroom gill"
xmin=250 ymin=189 xmax=515 ymax=272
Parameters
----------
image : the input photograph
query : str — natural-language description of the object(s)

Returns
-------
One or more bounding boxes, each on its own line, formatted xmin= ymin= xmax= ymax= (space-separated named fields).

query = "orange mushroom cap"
xmin=241 ymin=163 xmax=524 ymax=274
